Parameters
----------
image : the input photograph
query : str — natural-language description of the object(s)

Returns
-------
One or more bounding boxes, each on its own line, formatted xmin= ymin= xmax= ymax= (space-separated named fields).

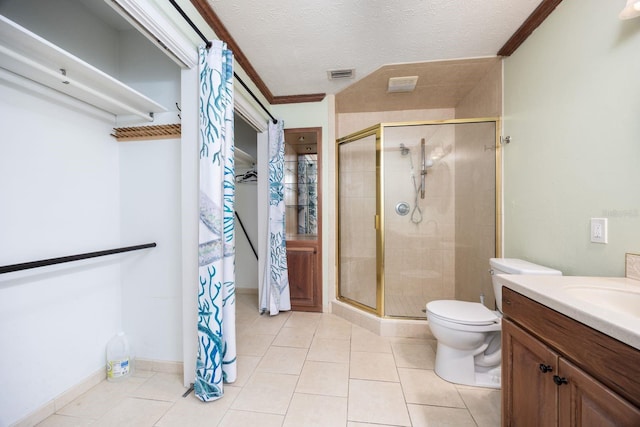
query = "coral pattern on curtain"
xmin=195 ymin=41 xmax=237 ymax=402
xmin=260 ymin=120 xmax=291 ymax=315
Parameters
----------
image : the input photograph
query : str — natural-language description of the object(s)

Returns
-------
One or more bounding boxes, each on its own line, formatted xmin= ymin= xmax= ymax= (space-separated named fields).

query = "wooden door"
xmin=283 ymin=127 xmax=322 ymax=312
xmin=558 ymin=358 xmax=640 ymax=427
xmin=503 ymin=319 xmax=559 ymax=427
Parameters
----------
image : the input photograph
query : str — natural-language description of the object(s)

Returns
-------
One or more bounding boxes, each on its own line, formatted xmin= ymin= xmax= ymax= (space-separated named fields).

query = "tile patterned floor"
xmin=37 ymin=293 xmax=500 ymax=426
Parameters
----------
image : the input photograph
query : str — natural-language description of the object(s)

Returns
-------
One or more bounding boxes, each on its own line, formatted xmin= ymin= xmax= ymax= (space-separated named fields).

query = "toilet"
xmin=426 ymin=258 xmax=562 ymax=388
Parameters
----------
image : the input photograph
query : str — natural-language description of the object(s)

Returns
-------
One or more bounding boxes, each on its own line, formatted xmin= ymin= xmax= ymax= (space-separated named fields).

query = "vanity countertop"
xmin=495 ymin=275 xmax=640 ymax=350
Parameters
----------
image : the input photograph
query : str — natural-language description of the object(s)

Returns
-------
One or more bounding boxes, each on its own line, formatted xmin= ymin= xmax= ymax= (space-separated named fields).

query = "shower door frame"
xmin=336 ymin=117 xmax=503 ymax=319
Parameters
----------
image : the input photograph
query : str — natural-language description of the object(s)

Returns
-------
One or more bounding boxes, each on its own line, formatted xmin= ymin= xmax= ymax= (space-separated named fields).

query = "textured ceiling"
xmin=205 ymin=0 xmax=542 ymax=98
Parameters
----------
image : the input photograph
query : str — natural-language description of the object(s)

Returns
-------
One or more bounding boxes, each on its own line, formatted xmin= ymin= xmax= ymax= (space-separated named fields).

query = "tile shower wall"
xmin=384 ymin=125 xmax=456 ymax=317
xmin=454 ymin=122 xmax=497 ymax=307
xmin=455 ymin=59 xmax=502 ymax=308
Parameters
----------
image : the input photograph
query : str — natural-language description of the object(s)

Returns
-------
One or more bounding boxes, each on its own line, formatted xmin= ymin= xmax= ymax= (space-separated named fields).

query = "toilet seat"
xmin=426 ymin=300 xmax=498 ymax=326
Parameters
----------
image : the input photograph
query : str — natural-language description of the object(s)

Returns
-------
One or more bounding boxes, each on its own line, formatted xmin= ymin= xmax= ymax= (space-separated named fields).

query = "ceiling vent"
xmin=388 ymin=76 xmax=419 ymax=93
xmin=328 ymin=69 xmax=355 ymax=80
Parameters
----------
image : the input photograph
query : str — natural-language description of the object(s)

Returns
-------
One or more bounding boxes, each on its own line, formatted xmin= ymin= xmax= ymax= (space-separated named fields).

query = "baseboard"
xmin=11 ymin=359 xmax=184 ymax=427
xmin=135 ymin=358 xmax=183 ymax=374
xmin=236 ymin=287 xmax=258 ymax=295
xmin=12 ymin=368 xmax=104 ymax=427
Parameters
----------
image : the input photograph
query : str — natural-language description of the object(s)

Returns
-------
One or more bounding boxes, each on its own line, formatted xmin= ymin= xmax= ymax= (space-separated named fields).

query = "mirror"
xmin=284 ymin=129 xmax=319 ymax=239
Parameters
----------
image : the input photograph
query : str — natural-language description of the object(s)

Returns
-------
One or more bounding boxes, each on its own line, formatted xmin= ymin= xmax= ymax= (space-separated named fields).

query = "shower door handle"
xmin=374 ymin=215 xmax=380 ymax=230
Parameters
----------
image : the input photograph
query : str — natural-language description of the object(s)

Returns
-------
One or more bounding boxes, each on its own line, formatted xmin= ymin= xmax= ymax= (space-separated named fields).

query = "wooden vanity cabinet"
xmin=502 ymin=287 xmax=640 ymax=427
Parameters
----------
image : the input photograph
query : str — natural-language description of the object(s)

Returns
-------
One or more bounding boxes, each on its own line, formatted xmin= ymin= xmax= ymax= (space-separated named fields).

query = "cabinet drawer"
xmin=502 ymin=287 xmax=640 ymax=407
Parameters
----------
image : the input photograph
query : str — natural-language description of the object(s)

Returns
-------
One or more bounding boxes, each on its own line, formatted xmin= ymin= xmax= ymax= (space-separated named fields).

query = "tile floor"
xmin=37 ymin=293 xmax=500 ymax=426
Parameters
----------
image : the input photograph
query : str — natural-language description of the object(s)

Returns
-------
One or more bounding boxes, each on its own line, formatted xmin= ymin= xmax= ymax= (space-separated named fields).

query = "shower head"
xmin=399 ymin=143 xmax=410 ymax=156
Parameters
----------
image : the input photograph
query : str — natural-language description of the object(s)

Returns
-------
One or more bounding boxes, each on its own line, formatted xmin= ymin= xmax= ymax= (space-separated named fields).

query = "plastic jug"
xmin=106 ymin=332 xmax=132 ymax=381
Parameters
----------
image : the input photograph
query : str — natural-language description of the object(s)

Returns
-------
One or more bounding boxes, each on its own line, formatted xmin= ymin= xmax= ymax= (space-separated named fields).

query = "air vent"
xmin=388 ymin=76 xmax=419 ymax=93
xmin=328 ymin=69 xmax=355 ymax=80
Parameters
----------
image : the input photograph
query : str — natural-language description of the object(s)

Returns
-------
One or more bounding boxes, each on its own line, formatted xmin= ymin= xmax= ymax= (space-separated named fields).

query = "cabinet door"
xmin=558 ymin=358 xmax=640 ymax=427
xmin=503 ymin=319 xmax=559 ymax=427
xmin=286 ymin=242 xmax=322 ymax=312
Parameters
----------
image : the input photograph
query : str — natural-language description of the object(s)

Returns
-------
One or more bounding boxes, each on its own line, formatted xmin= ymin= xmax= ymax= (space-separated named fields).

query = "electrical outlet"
xmin=590 ymin=218 xmax=608 ymax=244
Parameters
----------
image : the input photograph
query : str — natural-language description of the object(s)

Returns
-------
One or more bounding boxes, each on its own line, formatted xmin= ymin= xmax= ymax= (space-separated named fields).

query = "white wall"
xmin=234 ymin=118 xmax=259 ymax=290
xmin=117 ymin=29 xmax=182 ymax=112
xmin=0 ymin=78 xmax=121 ymax=426
xmin=119 ymin=139 xmax=182 ymax=362
xmin=503 ymin=0 xmax=640 ymax=275
xmin=180 ymin=67 xmax=199 ymax=386
xmin=235 ymin=178 xmax=259 ymax=290
xmin=0 ymin=2 xmax=185 ymax=423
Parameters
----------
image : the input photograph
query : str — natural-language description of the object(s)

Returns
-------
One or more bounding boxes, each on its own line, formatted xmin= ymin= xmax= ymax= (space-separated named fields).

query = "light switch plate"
xmin=590 ymin=218 xmax=608 ymax=244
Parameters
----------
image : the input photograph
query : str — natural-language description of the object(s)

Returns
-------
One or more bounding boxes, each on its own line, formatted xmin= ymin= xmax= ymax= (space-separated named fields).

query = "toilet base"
xmin=473 ymin=368 xmax=501 ymax=389
xmin=434 ymin=342 xmax=501 ymax=389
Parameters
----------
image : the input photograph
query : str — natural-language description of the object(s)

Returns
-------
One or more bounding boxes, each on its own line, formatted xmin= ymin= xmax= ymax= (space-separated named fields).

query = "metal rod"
xmin=182 ymin=383 xmax=195 ymax=398
xmin=168 ymin=0 xmax=211 ymax=49
xmin=420 ymin=138 xmax=426 ymax=199
xmin=167 ymin=0 xmax=278 ymax=124
xmin=235 ymin=212 xmax=258 ymax=260
xmin=233 ymin=73 xmax=278 ymax=124
xmin=0 ymin=243 xmax=156 ymax=275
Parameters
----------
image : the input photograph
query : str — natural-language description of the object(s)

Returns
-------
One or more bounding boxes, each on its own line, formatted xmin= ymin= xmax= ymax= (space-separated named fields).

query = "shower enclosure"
xmin=337 ymin=119 xmax=502 ymax=319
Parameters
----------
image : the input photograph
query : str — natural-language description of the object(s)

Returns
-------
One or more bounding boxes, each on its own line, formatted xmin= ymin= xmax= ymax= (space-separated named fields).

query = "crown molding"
xmin=189 ymin=0 xmax=325 ymax=105
xmin=272 ymin=93 xmax=326 ymax=104
xmin=498 ymin=0 xmax=564 ymax=56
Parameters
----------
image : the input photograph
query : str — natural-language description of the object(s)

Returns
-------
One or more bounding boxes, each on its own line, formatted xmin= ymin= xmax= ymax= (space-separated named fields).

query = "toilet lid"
xmin=426 ymin=300 xmax=498 ymax=325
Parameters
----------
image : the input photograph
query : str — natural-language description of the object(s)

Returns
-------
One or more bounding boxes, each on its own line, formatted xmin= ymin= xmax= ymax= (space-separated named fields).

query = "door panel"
xmin=286 ymin=242 xmax=320 ymax=311
xmin=503 ymin=319 xmax=559 ymax=427
xmin=558 ymin=358 xmax=640 ymax=427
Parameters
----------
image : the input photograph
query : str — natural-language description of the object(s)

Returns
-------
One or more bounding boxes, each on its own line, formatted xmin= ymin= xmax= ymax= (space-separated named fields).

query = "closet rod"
xmin=168 ymin=0 xmax=278 ymax=124
xmin=235 ymin=211 xmax=258 ymax=260
xmin=0 ymin=243 xmax=156 ymax=274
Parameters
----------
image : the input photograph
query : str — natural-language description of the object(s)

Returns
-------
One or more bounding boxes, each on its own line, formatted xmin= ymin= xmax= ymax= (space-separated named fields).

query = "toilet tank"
xmin=489 ymin=258 xmax=562 ymax=312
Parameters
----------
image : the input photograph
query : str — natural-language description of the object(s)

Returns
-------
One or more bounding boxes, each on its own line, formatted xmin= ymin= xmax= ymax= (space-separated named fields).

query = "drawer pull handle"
xmin=553 ymin=375 xmax=568 ymax=386
xmin=539 ymin=364 xmax=553 ymax=373
xmin=503 ymin=298 xmax=512 ymax=305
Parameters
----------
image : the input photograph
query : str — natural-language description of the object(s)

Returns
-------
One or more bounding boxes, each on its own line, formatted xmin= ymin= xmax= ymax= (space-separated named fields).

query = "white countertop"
xmin=495 ymin=275 xmax=640 ymax=350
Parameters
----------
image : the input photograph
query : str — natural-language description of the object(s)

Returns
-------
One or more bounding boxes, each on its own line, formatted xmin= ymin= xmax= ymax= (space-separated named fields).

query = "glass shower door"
xmin=337 ymin=119 xmax=500 ymax=319
xmin=337 ymin=130 xmax=379 ymax=314
xmin=383 ymin=121 xmax=497 ymax=318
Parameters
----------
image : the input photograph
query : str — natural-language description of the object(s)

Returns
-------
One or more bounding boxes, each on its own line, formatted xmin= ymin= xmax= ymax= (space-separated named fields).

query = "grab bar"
xmin=0 ymin=243 xmax=156 ymax=274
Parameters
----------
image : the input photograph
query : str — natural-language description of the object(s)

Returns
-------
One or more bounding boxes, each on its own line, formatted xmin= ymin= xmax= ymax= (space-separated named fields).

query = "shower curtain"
xmin=260 ymin=120 xmax=291 ymax=315
xmin=195 ymin=41 xmax=237 ymax=402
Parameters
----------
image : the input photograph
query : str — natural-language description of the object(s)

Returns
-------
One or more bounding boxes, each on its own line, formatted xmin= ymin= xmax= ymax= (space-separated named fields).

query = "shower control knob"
xmin=539 ymin=364 xmax=553 ymax=373
xmin=395 ymin=202 xmax=410 ymax=216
